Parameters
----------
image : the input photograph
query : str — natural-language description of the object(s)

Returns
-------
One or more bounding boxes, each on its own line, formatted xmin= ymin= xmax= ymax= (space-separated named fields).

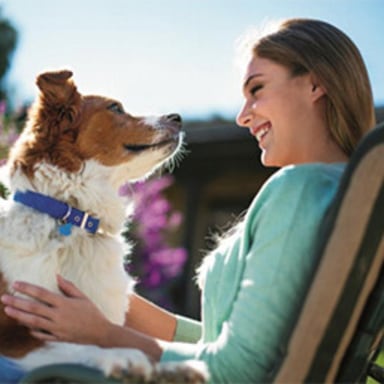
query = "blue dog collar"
xmin=13 ymin=190 xmax=100 ymax=236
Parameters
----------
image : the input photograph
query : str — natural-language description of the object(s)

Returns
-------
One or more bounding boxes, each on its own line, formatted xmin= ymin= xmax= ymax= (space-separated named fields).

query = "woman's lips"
xmin=250 ymin=122 xmax=271 ymax=142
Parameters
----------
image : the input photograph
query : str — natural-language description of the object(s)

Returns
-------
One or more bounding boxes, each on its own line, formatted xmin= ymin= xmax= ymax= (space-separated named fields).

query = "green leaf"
xmin=0 ymin=181 xmax=9 ymax=199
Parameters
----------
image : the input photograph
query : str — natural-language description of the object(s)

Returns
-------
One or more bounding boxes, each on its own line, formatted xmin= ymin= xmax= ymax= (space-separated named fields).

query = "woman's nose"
xmin=236 ymin=102 xmax=252 ymax=127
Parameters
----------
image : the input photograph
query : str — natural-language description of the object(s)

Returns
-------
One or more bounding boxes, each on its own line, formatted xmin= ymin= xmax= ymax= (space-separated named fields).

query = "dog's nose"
xmin=166 ymin=114 xmax=182 ymax=124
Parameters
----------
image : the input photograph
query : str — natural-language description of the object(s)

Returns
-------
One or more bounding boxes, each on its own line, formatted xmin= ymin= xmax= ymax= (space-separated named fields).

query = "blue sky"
xmin=1 ymin=0 xmax=383 ymax=119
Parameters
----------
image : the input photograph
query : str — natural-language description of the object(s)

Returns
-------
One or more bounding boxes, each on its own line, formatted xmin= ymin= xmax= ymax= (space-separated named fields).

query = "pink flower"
xmin=0 ymin=101 xmax=6 ymax=115
xmin=124 ymin=174 xmax=188 ymax=310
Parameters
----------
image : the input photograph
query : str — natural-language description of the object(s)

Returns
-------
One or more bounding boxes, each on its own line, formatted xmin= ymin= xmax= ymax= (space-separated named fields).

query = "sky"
xmin=1 ymin=0 xmax=383 ymax=120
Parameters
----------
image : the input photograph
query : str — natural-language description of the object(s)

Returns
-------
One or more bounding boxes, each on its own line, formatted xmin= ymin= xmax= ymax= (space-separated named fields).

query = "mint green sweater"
xmin=161 ymin=163 xmax=345 ymax=383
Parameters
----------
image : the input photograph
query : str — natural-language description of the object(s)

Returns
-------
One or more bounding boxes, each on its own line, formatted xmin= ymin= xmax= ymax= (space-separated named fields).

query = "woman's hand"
xmin=1 ymin=275 xmax=111 ymax=345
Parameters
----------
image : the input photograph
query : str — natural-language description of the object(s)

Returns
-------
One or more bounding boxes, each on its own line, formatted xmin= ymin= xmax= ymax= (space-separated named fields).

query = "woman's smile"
xmin=250 ymin=121 xmax=271 ymax=145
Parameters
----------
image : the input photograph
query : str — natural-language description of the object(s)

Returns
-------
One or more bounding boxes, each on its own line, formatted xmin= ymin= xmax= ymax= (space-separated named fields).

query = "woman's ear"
xmin=309 ymin=74 xmax=326 ymax=102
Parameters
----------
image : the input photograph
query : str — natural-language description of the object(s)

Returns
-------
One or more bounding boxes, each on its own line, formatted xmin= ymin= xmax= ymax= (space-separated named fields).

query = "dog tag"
xmin=58 ymin=222 xmax=72 ymax=236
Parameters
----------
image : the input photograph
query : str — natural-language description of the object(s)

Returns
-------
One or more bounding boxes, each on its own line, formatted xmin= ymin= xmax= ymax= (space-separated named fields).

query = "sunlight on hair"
xmin=233 ymin=18 xmax=284 ymax=75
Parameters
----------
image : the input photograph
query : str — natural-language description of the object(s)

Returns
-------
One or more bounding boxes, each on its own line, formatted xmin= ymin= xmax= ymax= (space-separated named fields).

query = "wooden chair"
xmin=20 ymin=122 xmax=384 ymax=383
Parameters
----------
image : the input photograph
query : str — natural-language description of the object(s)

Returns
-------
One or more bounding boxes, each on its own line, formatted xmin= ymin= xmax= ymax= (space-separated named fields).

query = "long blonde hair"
xmin=248 ymin=18 xmax=375 ymax=156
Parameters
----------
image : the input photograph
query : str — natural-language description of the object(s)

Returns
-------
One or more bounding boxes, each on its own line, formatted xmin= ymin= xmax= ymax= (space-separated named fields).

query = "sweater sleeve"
xmin=161 ymin=164 xmax=344 ymax=383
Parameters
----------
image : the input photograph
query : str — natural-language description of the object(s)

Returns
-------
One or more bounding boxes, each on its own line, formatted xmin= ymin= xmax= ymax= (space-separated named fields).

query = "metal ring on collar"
xmin=61 ymin=204 xmax=72 ymax=222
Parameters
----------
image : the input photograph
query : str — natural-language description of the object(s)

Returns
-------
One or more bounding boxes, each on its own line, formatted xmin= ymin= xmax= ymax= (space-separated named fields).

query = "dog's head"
xmin=9 ymin=70 xmax=183 ymax=182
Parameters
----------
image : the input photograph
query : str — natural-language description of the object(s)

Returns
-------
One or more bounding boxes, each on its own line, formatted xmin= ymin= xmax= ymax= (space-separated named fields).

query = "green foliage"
xmin=367 ymin=351 xmax=384 ymax=384
xmin=0 ymin=8 xmax=18 ymax=101
xmin=0 ymin=181 xmax=9 ymax=199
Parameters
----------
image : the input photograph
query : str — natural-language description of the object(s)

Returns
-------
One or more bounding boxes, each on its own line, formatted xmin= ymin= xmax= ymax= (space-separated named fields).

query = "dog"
xmin=0 ymin=70 xmax=207 ymax=382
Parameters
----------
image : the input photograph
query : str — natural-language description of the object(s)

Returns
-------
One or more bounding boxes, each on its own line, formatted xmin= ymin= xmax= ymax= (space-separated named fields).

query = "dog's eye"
xmin=107 ymin=103 xmax=125 ymax=114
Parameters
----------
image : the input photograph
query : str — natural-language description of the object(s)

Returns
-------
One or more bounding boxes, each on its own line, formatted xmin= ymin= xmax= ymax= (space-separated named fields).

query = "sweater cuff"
xmin=160 ymin=340 xmax=199 ymax=363
xmin=174 ymin=315 xmax=202 ymax=343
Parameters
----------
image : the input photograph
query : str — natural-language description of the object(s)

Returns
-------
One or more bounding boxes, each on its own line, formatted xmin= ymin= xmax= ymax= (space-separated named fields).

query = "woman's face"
xmin=236 ymin=56 xmax=326 ymax=167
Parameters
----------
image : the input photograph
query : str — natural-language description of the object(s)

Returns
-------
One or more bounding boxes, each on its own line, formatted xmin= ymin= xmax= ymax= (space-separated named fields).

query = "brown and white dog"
xmin=0 ymin=70 xmax=206 ymax=382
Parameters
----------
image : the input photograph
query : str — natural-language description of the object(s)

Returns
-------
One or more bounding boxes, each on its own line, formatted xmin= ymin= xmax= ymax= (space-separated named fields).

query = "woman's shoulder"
xmin=247 ymin=162 xmax=346 ymax=219
xmin=261 ymin=163 xmax=346 ymax=194
xmin=273 ymin=162 xmax=346 ymax=183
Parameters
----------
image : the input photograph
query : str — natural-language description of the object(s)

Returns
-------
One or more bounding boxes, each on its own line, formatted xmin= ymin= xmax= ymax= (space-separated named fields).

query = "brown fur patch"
xmin=0 ymin=272 xmax=44 ymax=357
xmin=8 ymin=71 xmax=83 ymax=177
xmin=75 ymin=96 xmax=159 ymax=166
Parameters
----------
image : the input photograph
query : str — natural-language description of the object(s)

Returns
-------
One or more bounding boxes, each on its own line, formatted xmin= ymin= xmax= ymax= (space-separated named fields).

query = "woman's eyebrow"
xmin=243 ymin=73 xmax=263 ymax=90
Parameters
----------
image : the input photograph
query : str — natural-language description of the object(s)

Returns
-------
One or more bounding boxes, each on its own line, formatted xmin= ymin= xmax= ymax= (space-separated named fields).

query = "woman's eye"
xmin=107 ymin=103 xmax=125 ymax=114
xmin=250 ymin=85 xmax=263 ymax=96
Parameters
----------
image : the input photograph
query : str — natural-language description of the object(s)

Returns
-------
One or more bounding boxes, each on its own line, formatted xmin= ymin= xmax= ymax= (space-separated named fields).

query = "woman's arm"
xmin=124 ymin=293 xmax=177 ymax=341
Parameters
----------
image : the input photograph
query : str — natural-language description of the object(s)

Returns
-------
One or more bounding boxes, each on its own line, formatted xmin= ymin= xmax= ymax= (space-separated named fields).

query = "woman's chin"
xmin=260 ymin=152 xmax=276 ymax=168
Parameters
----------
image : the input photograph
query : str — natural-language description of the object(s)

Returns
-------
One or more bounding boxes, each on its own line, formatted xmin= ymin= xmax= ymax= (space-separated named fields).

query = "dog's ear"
xmin=36 ymin=70 xmax=81 ymax=123
xmin=12 ymin=69 xmax=85 ymax=174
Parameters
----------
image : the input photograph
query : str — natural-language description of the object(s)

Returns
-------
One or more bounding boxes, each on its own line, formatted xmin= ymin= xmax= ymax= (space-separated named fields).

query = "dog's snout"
xmin=157 ymin=113 xmax=182 ymax=134
xmin=166 ymin=114 xmax=182 ymax=124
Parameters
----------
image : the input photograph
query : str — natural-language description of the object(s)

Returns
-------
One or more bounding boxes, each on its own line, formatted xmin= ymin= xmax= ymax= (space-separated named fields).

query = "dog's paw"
xmin=94 ymin=348 xmax=154 ymax=381
xmin=153 ymin=360 xmax=209 ymax=384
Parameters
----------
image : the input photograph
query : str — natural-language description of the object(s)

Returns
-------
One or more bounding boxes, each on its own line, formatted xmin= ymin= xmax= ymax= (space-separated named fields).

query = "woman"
xmin=1 ymin=18 xmax=375 ymax=383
